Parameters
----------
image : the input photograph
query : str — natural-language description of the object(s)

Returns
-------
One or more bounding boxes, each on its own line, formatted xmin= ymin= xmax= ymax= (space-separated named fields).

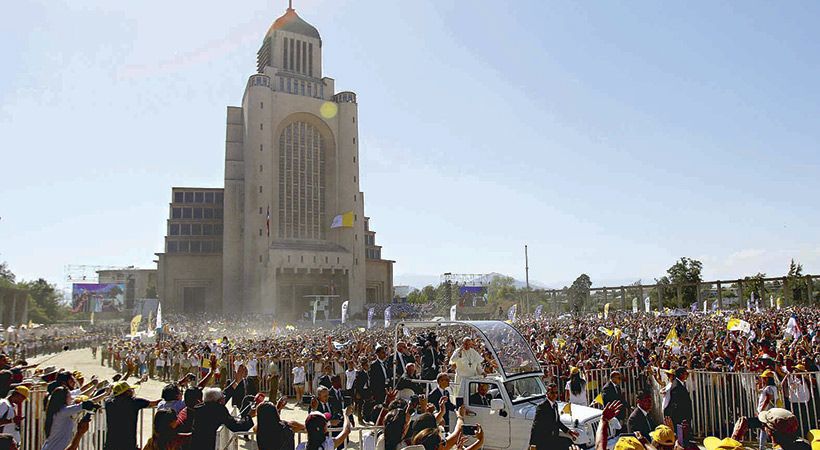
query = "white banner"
xmin=367 ymin=307 xmax=375 ymax=329
xmin=450 ymin=304 xmax=457 ymax=321
xmin=341 ymin=301 xmax=349 ymax=324
xmin=384 ymin=306 xmax=392 ymax=328
xmin=644 ymin=297 xmax=650 ymax=313
xmin=155 ymin=302 xmax=162 ymax=330
xmin=507 ymin=304 xmax=517 ymax=322
xmin=312 ymin=301 xmax=319 ymax=325
xmin=534 ymin=304 xmax=543 ymax=320
xmin=632 ymin=298 xmax=638 ymax=314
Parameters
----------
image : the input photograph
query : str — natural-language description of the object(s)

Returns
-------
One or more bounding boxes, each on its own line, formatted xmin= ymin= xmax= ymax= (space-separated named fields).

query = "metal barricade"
xmin=566 ymin=366 xmax=646 ymax=409
xmin=685 ymin=370 xmax=820 ymax=442
xmin=216 ymin=424 xmax=385 ymax=450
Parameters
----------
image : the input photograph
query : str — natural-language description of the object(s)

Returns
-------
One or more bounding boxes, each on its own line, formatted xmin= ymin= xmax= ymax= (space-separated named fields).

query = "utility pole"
xmin=525 ymin=245 xmax=530 ymax=315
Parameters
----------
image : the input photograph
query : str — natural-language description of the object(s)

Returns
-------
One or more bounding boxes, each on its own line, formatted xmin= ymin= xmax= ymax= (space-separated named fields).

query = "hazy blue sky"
xmin=2 ymin=0 xmax=819 ymax=293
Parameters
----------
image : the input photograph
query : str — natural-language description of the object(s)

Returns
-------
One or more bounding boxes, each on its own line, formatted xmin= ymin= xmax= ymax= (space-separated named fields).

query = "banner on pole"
xmin=130 ymin=315 xmax=142 ymax=335
xmin=534 ymin=304 xmax=543 ymax=320
xmin=450 ymin=304 xmax=457 ymax=321
xmin=155 ymin=303 xmax=162 ymax=330
xmin=341 ymin=301 xmax=349 ymax=324
xmin=367 ymin=307 xmax=374 ymax=329
xmin=507 ymin=304 xmax=517 ymax=322
xmin=384 ymin=306 xmax=392 ymax=328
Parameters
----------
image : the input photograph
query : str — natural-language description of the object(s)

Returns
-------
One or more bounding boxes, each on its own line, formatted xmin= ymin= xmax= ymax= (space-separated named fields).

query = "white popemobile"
xmin=393 ymin=320 xmax=614 ymax=450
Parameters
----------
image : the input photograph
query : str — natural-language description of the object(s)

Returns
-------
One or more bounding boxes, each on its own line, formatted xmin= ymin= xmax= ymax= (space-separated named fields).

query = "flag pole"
xmin=525 ymin=244 xmax=530 ymax=315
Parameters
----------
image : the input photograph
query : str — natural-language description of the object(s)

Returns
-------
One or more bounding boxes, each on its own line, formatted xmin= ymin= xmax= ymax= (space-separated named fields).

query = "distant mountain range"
xmin=394 ymin=272 xmax=546 ymax=291
xmin=394 ymin=273 xmax=645 ymax=291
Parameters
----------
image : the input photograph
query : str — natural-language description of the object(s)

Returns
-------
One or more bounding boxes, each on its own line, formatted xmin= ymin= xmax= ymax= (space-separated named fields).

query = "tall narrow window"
xmin=289 ymin=39 xmax=294 ymax=70
xmin=295 ymin=40 xmax=301 ymax=73
xmin=283 ymin=38 xmax=289 ymax=69
xmin=302 ymin=41 xmax=307 ymax=75
xmin=308 ymin=44 xmax=313 ymax=76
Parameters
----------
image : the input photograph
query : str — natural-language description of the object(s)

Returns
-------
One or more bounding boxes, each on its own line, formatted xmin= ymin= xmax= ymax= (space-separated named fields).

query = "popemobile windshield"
xmin=392 ymin=320 xmax=613 ymax=450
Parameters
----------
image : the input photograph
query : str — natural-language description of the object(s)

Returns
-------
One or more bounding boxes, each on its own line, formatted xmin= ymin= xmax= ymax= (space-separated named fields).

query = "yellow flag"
xmin=664 ymin=328 xmax=680 ymax=348
xmin=592 ymin=393 xmax=604 ymax=405
xmin=130 ymin=315 xmax=142 ymax=335
xmin=598 ymin=326 xmax=614 ymax=336
xmin=727 ymin=317 xmax=751 ymax=333
xmin=562 ymin=403 xmax=572 ymax=416
xmin=604 ymin=303 xmax=610 ymax=319
xmin=330 ymin=211 xmax=355 ymax=228
xmin=285 ymin=324 xmax=296 ymax=331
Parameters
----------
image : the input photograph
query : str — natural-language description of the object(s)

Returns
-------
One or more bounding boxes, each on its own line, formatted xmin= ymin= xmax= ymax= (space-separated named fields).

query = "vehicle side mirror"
xmin=490 ymin=399 xmax=505 ymax=412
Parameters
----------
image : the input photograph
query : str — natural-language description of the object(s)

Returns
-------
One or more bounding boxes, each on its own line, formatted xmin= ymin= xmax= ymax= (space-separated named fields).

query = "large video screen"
xmin=72 ymin=283 xmax=126 ymax=313
xmin=458 ymin=286 xmax=488 ymax=307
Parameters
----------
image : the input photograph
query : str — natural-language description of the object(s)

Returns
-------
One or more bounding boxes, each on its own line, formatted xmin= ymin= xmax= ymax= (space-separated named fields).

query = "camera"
xmin=462 ymin=425 xmax=478 ymax=435
xmin=302 ymin=394 xmax=313 ymax=405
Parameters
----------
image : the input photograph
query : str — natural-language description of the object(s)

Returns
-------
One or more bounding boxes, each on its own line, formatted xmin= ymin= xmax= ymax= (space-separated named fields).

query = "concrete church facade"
xmin=156 ymin=5 xmax=393 ymax=318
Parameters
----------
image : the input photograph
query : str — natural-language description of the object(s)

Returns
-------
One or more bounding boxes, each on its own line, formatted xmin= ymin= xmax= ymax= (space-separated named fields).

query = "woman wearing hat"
xmin=758 ymin=369 xmax=778 ymax=450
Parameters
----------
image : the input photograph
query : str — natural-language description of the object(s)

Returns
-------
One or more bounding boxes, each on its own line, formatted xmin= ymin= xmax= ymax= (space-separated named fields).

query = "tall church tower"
xmin=222 ymin=4 xmax=393 ymax=319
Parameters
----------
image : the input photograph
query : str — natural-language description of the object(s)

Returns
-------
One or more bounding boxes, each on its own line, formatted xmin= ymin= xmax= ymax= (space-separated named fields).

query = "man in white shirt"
xmin=246 ymin=356 xmax=259 ymax=396
xmin=0 ymin=386 xmax=29 ymax=445
xmin=449 ymin=338 xmax=483 ymax=381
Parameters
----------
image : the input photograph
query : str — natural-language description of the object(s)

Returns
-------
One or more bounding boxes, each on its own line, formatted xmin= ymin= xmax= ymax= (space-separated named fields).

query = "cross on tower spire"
xmin=288 ymin=0 xmax=293 ymax=11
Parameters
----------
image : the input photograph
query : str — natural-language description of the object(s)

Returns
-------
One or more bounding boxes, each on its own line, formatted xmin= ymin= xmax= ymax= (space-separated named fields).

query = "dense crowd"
xmin=0 ymin=307 xmax=816 ymax=450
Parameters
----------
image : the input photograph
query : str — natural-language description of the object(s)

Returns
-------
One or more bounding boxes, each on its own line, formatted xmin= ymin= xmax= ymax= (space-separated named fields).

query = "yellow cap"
xmin=807 ymin=429 xmax=820 ymax=442
xmin=112 ymin=380 xmax=137 ymax=396
xmin=649 ymin=425 xmax=675 ymax=446
xmin=795 ymin=364 xmax=807 ymax=372
xmin=703 ymin=437 xmax=743 ymax=450
xmin=570 ymin=366 xmax=580 ymax=375
xmin=613 ymin=436 xmax=646 ymax=450
xmin=13 ymin=386 xmax=29 ymax=399
xmin=760 ymin=369 xmax=775 ymax=378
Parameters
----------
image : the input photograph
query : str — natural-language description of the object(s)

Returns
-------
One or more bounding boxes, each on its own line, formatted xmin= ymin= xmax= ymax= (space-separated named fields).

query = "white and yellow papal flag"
xmin=727 ymin=317 xmax=751 ymax=334
xmin=330 ymin=211 xmax=354 ymax=228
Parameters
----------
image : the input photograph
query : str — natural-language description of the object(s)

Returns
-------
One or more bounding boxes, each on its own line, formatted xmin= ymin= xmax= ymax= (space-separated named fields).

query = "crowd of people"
xmin=0 ymin=306 xmax=816 ymax=449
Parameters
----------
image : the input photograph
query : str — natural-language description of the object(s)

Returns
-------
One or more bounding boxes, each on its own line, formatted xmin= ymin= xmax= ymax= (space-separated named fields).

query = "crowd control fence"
xmin=216 ymin=424 xmax=384 ymax=450
xmin=19 ymin=386 xmax=158 ymax=450
xmin=680 ymin=369 xmax=819 ymax=442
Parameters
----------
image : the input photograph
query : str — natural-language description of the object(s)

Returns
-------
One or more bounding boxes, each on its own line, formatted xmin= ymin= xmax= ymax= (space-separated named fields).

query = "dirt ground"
xmin=29 ymin=348 xmax=363 ymax=449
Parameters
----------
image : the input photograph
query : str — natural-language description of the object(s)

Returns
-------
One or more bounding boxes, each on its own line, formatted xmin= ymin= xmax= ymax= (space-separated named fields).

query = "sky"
xmin=2 ymin=0 xmax=819 ymax=294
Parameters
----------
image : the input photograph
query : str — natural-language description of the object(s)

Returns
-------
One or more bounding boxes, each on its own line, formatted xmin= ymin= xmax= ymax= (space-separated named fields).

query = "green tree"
xmin=743 ymin=272 xmax=767 ymax=301
xmin=487 ymin=275 xmax=516 ymax=305
xmin=656 ymin=257 xmax=703 ymax=307
xmin=23 ymin=278 xmax=66 ymax=323
xmin=407 ymin=286 xmax=435 ymax=304
xmin=568 ymin=274 xmax=592 ymax=313
xmin=145 ymin=285 xmax=158 ymax=299
xmin=784 ymin=259 xmax=809 ymax=304
xmin=0 ymin=262 xmax=15 ymax=286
